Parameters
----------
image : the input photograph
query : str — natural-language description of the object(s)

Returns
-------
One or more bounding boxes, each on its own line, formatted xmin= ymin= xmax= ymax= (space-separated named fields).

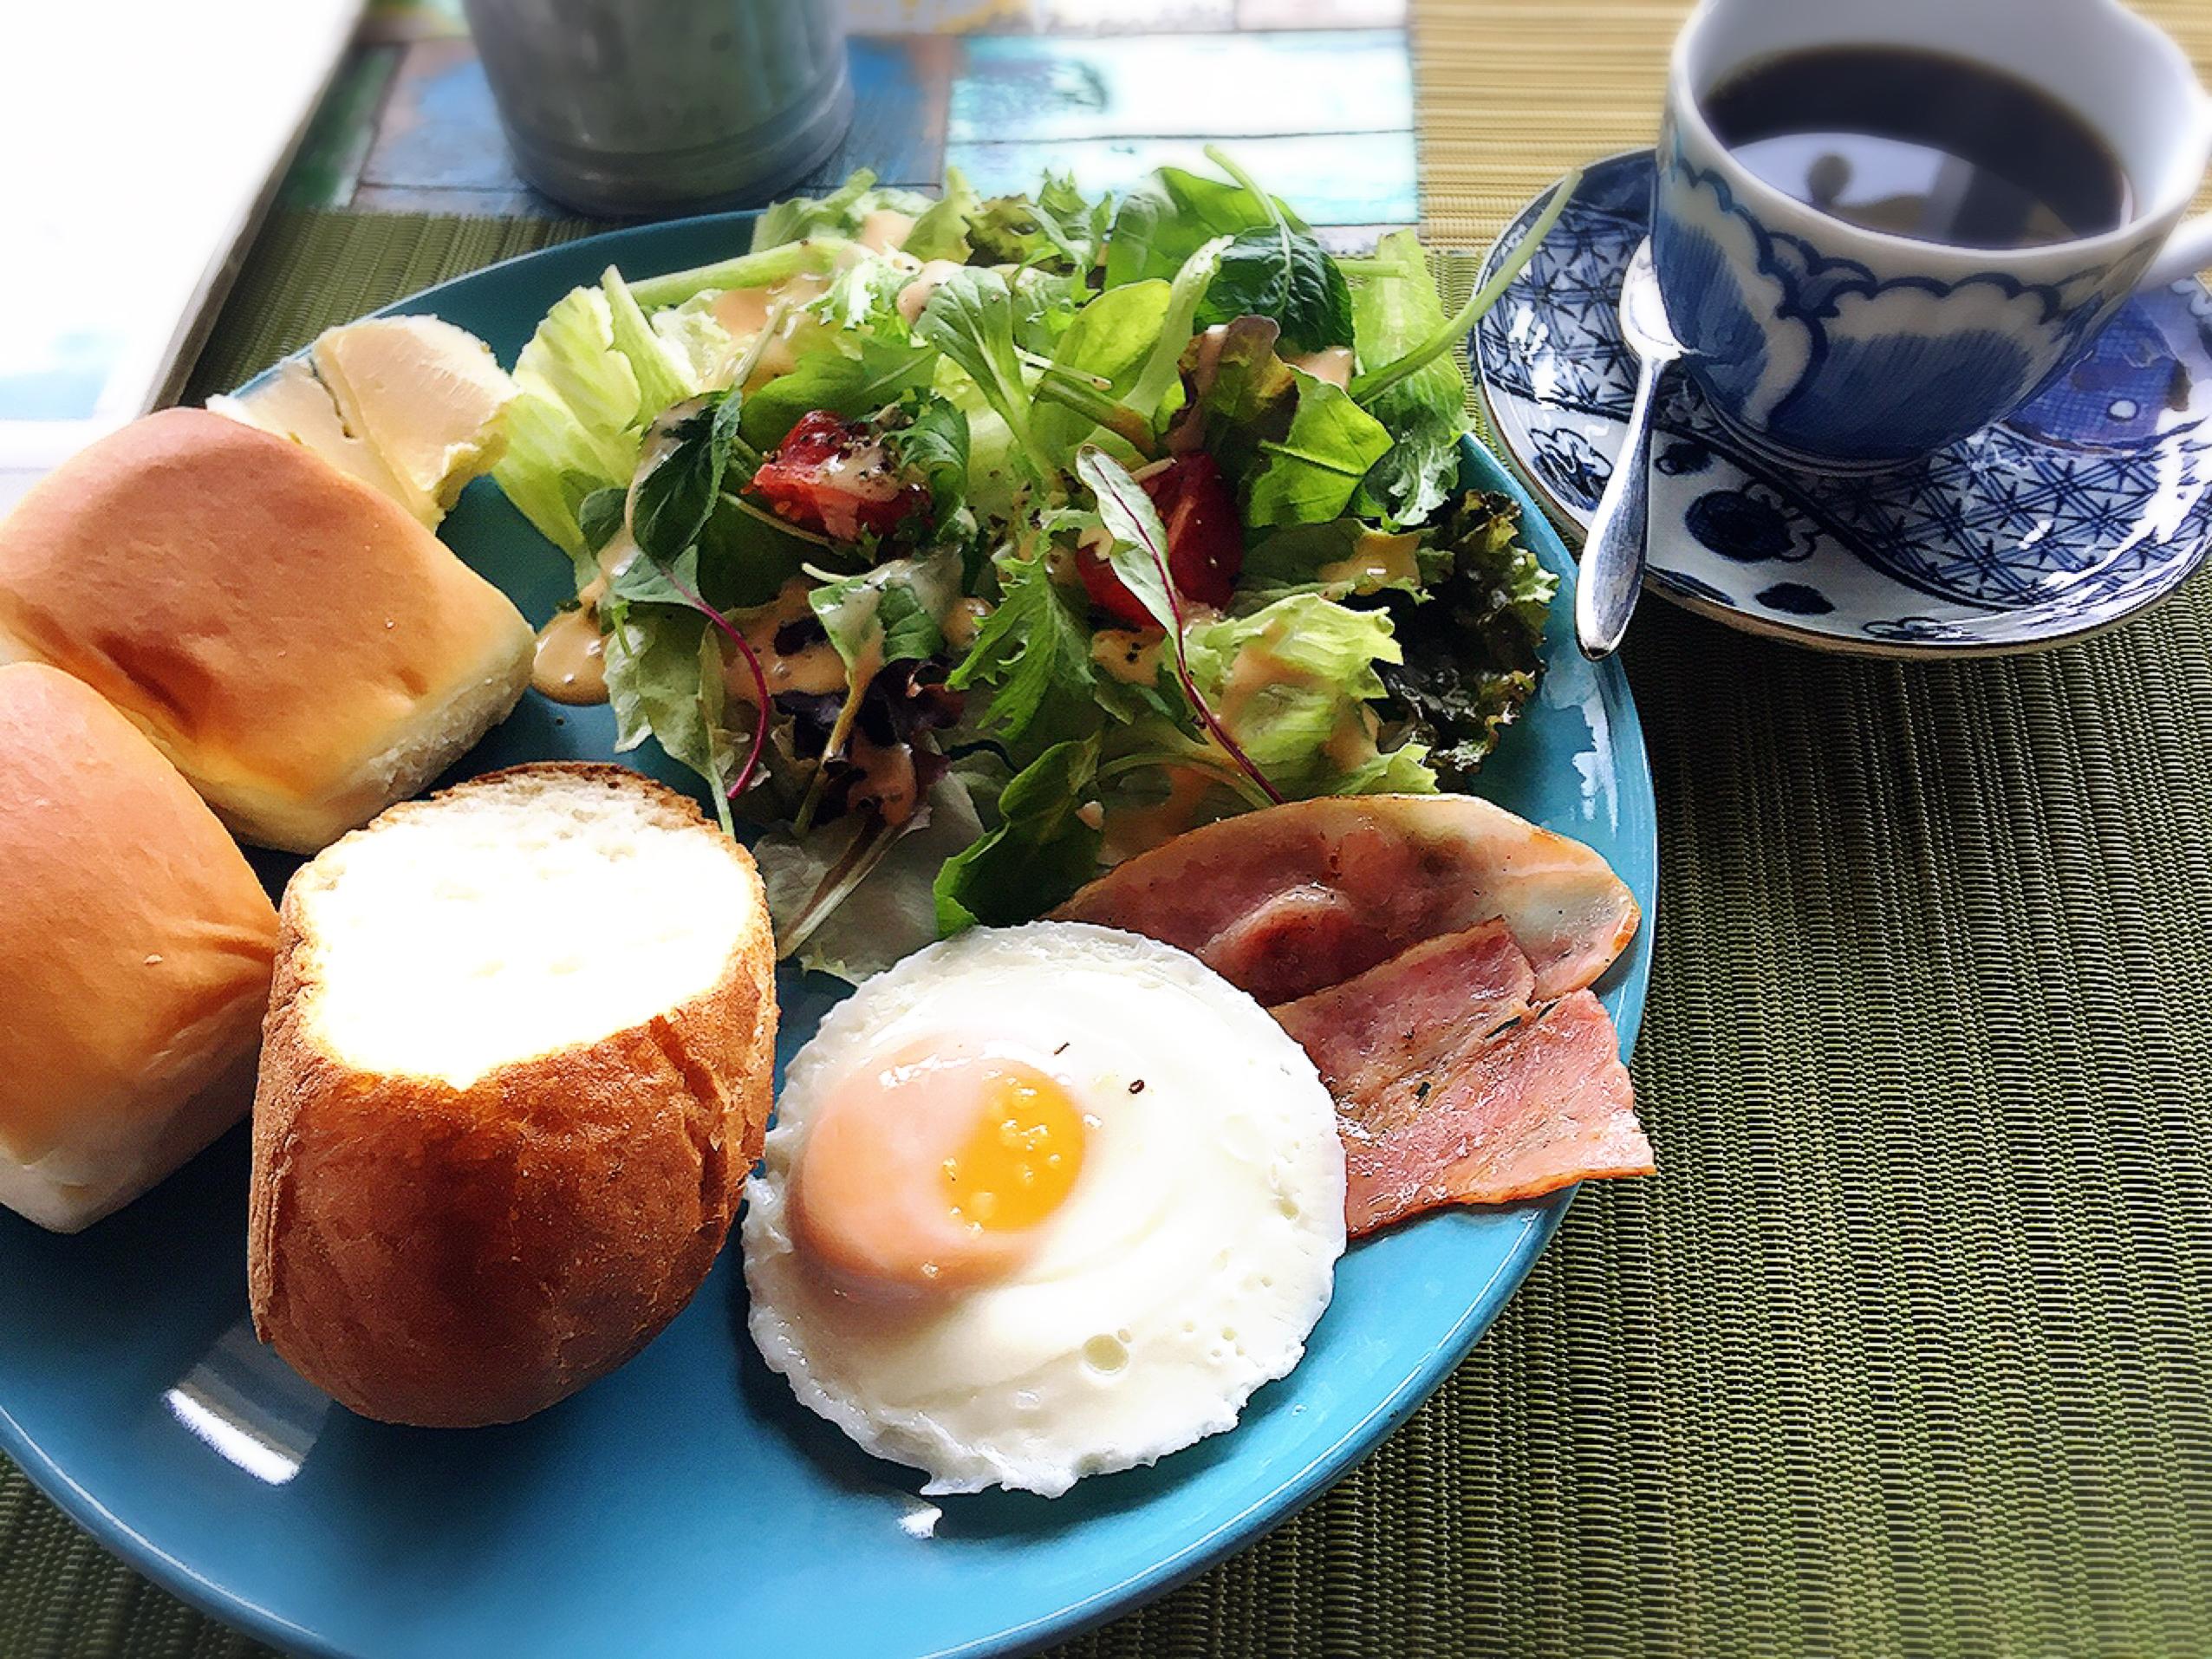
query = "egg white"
xmin=743 ymin=921 xmax=1347 ymax=1498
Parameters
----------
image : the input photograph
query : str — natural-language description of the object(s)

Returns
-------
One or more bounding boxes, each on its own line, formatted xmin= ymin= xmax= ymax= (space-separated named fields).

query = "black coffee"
xmin=1701 ymin=47 xmax=2131 ymax=250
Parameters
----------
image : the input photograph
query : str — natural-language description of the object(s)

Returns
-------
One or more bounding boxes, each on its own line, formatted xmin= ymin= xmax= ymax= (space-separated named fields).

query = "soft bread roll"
xmin=0 ymin=408 xmax=534 ymax=853
xmin=0 ymin=662 xmax=277 ymax=1232
xmin=249 ymin=764 xmax=777 ymax=1427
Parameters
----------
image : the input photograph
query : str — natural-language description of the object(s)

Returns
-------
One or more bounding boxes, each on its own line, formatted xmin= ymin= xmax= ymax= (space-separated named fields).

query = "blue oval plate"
xmin=0 ymin=216 xmax=1655 ymax=1659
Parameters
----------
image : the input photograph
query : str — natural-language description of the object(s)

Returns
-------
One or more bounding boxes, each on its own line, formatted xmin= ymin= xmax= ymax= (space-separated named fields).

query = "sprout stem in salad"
xmin=660 ymin=563 xmax=771 ymax=803
xmin=1350 ymin=167 xmax=1580 ymax=407
xmin=1095 ymin=747 xmax=1277 ymax=812
xmin=628 ymin=238 xmax=850 ymax=310
xmin=1076 ymin=446 xmax=1285 ymax=806
xmin=719 ymin=488 xmax=837 ymax=549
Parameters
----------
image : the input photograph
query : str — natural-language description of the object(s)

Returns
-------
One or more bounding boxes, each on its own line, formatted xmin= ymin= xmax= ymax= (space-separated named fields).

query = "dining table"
xmin=6 ymin=0 xmax=2212 ymax=1654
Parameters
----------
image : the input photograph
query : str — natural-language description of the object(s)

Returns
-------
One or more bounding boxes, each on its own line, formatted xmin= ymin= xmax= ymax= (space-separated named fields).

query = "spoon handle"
xmin=1575 ymin=360 xmax=1662 ymax=660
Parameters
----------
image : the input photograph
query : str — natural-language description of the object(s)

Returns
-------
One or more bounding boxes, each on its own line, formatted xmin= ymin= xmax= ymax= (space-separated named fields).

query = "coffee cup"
xmin=1654 ymin=0 xmax=2212 ymax=471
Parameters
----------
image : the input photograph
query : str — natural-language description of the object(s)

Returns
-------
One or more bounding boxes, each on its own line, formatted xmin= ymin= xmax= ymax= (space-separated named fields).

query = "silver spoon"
xmin=1575 ymin=238 xmax=1682 ymax=660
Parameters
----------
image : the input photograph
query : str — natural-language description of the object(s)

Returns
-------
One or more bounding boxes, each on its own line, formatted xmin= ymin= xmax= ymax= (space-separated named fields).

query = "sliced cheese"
xmin=312 ymin=316 xmax=518 ymax=525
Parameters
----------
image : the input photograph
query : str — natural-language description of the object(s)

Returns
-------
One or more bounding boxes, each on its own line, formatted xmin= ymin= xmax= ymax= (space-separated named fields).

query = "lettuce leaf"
xmin=934 ymin=736 xmax=1103 ymax=934
xmin=903 ymin=166 xmax=982 ymax=263
xmin=757 ymin=770 xmax=986 ymax=982
xmin=1346 ymin=230 xmax=1470 ymax=526
xmin=751 ymin=169 xmax=934 ymax=251
xmin=1242 ymin=369 xmax=1394 ymax=526
xmin=914 ymin=268 xmax=1054 ymax=478
xmin=1185 ymin=594 xmax=1435 ymax=798
xmin=1240 ymin=518 xmax=1430 ymax=603
xmin=494 ymin=283 xmax=695 ymax=554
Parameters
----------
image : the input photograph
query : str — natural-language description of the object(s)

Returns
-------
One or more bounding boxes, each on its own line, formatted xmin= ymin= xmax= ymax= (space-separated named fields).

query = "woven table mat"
xmin=12 ymin=3 xmax=2212 ymax=1650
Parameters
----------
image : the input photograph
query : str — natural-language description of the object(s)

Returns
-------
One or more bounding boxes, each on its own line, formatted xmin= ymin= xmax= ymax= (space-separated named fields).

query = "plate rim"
xmin=1469 ymin=146 xmax=2212 ymax=660
xmin=0 ymin=209 xmax=1655 ymax=1659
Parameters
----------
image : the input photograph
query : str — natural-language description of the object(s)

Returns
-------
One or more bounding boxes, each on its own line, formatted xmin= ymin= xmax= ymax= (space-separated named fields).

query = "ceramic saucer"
xmin=1471 ymin=152 xmax=2212 ymax=656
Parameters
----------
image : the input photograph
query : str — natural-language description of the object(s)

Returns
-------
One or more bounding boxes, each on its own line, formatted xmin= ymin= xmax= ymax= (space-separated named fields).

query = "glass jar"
xmin=460 ymin=0 xmax=854 ymax=217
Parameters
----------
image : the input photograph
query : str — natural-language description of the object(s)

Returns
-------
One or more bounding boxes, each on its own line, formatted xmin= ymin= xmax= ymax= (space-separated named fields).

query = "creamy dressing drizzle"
xmin=1285 ymin=346 xmax=1356 ymax=390
xmin=1317 ymin=530 xmax=1421 ymax=590
xmin=721 ymin=578 xmax=849 ymax=704
xmin=1102 ymin=766 xmax=1217 ymax=864
xmin=711 ymin=271 xmax=832 ymax=382
xmin=1091 ymin=628 xmax=1165 ymax=685
xmin=896 ymin=258 xmax=967 ymax=325
xmin=532 ymin=592 xmax=610 ymax=705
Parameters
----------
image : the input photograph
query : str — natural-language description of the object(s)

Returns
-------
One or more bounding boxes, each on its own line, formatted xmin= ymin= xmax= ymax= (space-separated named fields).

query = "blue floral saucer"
xmin=1471 ymin=152 xmax=2212 ymax=656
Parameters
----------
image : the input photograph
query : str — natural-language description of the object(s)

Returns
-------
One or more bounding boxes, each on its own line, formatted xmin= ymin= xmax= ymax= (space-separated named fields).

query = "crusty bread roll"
xmin=0 ymin=662 xmax=277 ymax=1233
xmin=0 ymin=408 xmax=534 ymax=853
xmin=248 ymin=764 xmax=777 ymax=1428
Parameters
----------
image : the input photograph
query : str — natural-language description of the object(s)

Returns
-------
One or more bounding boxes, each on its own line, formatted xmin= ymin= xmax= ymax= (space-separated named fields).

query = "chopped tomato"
xmin=746 ymin=410 xmax=929 ymax=543
xmin=1077 ymin=452 xmax=1243 ymax=628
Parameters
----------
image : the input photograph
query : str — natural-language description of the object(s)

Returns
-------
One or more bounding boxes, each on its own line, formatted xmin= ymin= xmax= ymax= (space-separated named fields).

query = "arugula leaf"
xmin=751 ymin=168 xmax=933 ymax=252
xmin=1031 ymin=280 xmax=1173 ymax=457
xmin=914 ymin=269 xmax=1055 ymax=478
xmin=1375 ymin=490 xmax=1556 ymax=786
xmin=903 ymin=166 xmax=982 ymax=262
xmin=881 ymin=394 xmax=970 ymax=516
xmin=947 ymin=550 xmax=1097 ymax=745
xmin=576 ymin=485 xmax=628 ymax=558
xmin=736 ymin=337 xmax=936 ymax=451
xmin=1104 ymin=164 xmax=1315 ymax=287
xmin=632 ymin=394 xmax=739 ymax=563
xmin=1243 ymin=369 xmax=1394 ymax=526
xmin=1077 ymin=446 xmax=1284 ymax=803
xmin=1199 ymin=226 xmax=1355 ymax=355
xmin=1185 ymin=594 xmax=1435 ymax=798
xmin=1344 ymin=230 xmax=1469 ymax=526
xmin=934 ymin=737 xmax=1103 ymax=934
xmin=809 ymin=550 xmax=961 ymax=676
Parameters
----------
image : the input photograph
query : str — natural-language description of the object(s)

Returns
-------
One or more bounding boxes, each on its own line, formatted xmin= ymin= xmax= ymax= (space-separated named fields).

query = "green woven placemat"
xmin=10 ymin=194 xmax=2212 ymax=1659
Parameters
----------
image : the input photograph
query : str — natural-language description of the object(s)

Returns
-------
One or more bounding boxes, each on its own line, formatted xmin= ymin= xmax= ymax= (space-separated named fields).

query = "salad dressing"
xmin=722 ymin=578 xmax=849 ymax=704
xmin=1091 ymin=628 xmax=1166 ymax=686
xmin=945 ymin=597 xmax=993 ymax=651
xmin=533 ymin=579 xmax=611 ymax=704
xmin=712 ymin=273 xmax=832 ymax=382
xmin=897 ymin=260 xmax=967 ymax=325
xmin=857 ymin=209 xmax=915 ymax=253
xmin=1285 ymin=347 xmax=1356 ymax=391
xmin=1317 ymin=530 xmax=1421 ymax=591
xmin=1103 ymin=767 xmax=1217 ymax=864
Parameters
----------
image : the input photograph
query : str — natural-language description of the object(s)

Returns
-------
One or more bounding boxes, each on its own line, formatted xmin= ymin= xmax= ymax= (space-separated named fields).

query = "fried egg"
xmin=742 ymin=921 xmax=1345 ymax=1497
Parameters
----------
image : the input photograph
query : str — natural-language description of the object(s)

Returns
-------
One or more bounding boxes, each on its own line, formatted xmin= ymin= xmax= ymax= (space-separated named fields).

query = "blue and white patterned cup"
xmin=1655 ymin=0 xmax=2212 ymax=471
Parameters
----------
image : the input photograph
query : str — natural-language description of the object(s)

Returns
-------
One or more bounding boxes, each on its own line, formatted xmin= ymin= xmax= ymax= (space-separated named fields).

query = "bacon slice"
xmin=1056 ymin=794 xmax=1639 ymax=1005
xmin=1276 ymin=935 xmax=1649 ymax=1234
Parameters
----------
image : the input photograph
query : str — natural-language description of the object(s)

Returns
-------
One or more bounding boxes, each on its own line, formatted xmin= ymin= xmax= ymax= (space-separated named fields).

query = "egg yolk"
xmin=789 ymin=1043 xmax=1090 ymax=1293
xmin=941 ymin=1067 xmax=1085 ymax=1232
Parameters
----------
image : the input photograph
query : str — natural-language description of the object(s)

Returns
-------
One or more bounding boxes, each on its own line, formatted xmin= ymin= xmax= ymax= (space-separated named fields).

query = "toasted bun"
xmin=0 ymin=409 xmax=534 ymax=853
xmin=248 ymin=764 xmax=777 ymax=1427
xmin=0 ymin=663 xmax=277 ymax=1232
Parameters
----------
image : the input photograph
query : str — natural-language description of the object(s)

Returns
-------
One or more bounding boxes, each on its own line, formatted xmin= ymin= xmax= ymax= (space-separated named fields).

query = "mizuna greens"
xmin=493 ymin=151 xmax=1573 ymax=979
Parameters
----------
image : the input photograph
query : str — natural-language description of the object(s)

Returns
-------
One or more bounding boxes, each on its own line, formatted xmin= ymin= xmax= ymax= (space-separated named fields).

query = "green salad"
xmin=492 ymin=149 xmax=1569 ymax=979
